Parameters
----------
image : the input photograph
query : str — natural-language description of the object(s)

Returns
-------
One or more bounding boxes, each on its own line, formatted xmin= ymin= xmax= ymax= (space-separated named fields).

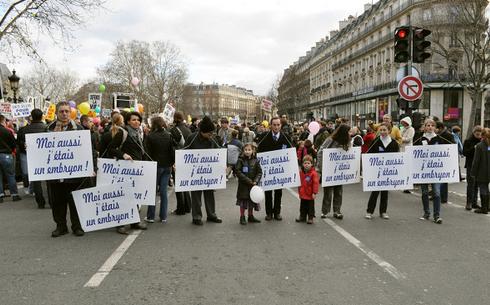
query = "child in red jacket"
xmin=296 ymin=154 xmax=320 ymax=224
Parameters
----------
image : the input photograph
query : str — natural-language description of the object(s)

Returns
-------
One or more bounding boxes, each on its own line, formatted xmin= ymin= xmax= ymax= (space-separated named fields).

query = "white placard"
xmin=10 ymin=102 xmax=33 ymax=118
xmin=406 ymin=144 xmax=460 ymax=184
xmin=88 ymin=93 xmax=102 ymax=110
xmin=26 ymin=130 xmax=94 ymax=181
xmin=257 ymin=148 xmax=301 ymax=191
xmin=321 ymin=147 xmax=361 ymax=187
xmin=175 ymin=149 xmax=227 ymax=192
xmin=0 ymin=102 xmax=12 ymax=119
xmin=73 ymin=184 xmax=139 ymax=232
xmin=161 ymin=103 xmax=175 ymax=124
xmin=97 ymin=158 xmax=157 ymax=206
xmin=362 ymin=152 xmax=413 ymax=191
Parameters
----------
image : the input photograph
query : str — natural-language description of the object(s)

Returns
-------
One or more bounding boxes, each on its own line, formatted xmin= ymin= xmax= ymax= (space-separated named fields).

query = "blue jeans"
xmin=421 ymin=183 xmax=441 ymax=218
xmin=0 ymin=153 xmax=18 ymax=197
xmin=147 ymin=167 xmax=171 ymax=221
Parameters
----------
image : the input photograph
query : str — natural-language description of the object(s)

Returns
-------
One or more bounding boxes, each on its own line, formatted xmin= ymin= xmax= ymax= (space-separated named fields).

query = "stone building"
xmin=278 ymin=0 xmax=490 ymax=135
xmin=180 ymin=83 xmax=258 ymax=121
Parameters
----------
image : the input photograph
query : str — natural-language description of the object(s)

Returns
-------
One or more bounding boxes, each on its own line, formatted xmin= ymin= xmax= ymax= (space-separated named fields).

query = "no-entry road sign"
xmin=398 ymin=75 xmax=423 ymax=101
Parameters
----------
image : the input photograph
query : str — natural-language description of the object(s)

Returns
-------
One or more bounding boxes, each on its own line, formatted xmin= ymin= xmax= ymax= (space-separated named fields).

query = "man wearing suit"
xmin=257 ymin=117 xmax=292 ymax=221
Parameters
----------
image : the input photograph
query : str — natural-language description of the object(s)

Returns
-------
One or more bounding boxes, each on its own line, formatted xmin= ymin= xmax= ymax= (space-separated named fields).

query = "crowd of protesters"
xmin=1 ymin=105 xmax=489 ymax=237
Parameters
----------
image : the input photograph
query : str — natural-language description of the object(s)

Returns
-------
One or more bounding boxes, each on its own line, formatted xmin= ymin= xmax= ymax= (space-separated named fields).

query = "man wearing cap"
xmin=257 ymin=116 xmax=292 ymax=221
xmin=184 ymin=116 xmax=223 ymax=225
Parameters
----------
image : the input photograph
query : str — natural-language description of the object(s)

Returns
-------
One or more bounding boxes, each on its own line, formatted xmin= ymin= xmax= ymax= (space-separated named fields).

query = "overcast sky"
xmin=9 ymin=0 xmax=373 ymax=95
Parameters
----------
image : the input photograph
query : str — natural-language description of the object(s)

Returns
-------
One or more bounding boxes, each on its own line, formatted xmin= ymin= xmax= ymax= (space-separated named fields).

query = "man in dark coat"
xmin=463 ymin=126 xmax=483 ymax=210
xmin=436 ymin=121 xmax=456 ymax=204
xmin=184 ymin=116 xmax=223 ymax=225
xmin=16 ymin=109 xmax=47 ymax=208
xmin=0 ymin=114 xmax=20 ymax=203
xmin=257 ymin=117 xmax=292 ymax=221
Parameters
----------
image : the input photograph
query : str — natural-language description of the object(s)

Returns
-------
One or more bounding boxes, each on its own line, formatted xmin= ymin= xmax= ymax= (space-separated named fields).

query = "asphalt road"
xmin=0 ymin=178 xmax=489 ymax=305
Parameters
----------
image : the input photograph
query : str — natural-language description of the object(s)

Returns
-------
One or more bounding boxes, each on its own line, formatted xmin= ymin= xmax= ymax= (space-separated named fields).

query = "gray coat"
xmin=471 ymin=141 xmax=490 ymax=183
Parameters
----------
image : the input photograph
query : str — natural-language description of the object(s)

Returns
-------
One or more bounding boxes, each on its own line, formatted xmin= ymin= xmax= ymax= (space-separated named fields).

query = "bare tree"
xmin=98 ymin=40 xmax=188 ymax=114
xmin=22 ymin=63 xmax=79 ymax=101
xmin=0 ymin=0 xmax=105 ymax=61
xmin=429 ymin=0 xmax=490 ymax=136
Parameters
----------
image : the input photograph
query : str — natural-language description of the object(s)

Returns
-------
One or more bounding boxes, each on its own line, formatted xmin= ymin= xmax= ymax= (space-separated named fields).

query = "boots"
xmin=474 ymin=195 xmax=489 ymax=214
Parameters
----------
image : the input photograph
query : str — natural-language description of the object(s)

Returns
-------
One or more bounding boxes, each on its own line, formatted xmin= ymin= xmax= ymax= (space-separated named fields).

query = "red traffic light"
xmin=396 ymin=29 xmax=408 ymax=39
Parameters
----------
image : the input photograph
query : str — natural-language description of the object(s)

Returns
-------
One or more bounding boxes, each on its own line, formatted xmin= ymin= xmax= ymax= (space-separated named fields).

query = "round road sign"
xmin=397 ymin=75 xmax=423 ymax=101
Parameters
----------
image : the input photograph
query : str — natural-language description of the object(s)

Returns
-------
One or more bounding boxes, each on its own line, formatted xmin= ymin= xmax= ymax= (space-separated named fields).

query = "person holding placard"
xmin=184 ymin=116 xmax=223 ymax=226
xmin=471 ymin=128 xmax=490 ymax=214
xmin=235 ymin=143 xmax=262 ymax=225
xmin=257 ymin=117 xmax=293 ymax=221
xmin=317 ymin=124 xmax=351 ymax=219
xmin=365 ymin=123 xmax=400 ymax=220
xmin=46 ymin=102 xmax=85 ymax=237
xmin=413 ymin=119 xmax=448 ymax=224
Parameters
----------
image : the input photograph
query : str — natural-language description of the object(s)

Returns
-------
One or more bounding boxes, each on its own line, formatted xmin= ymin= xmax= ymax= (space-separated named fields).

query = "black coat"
xmin=98 ymin=130 xmax=113 ymax=158
xmin=170 ymin=122 xmax=192 ymax=148
xmin=257 ymin=131 xmax=292 ymax=153
xmin=235 ymin=156 xmax=262 ymax=199
xmin=16 ymin=121 xmax=47 ymax=154
xmin=470 ymin=141 xmax=490 ymax=183
xmin=0 ymin=125 xmax=17 ymax=154
xmin=367 ymin=137 xmax=399 ymax=153
xmin=184 ymin=132 xmax=220 ymax=150
xmin=145 ymin=129 xmax=175 ymax=168
xmin=108 ymin=128 xmax=145 ymax=161
xmin=413 ymin=134 xmax=451 ymax=146
xmin=463 ymin=135 xmax=481 ymax=169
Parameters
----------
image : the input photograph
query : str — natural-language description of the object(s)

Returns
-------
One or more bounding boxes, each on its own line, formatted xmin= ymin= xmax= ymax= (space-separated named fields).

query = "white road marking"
xmin=286 ymin=188 xmax=406 ymax=280
xmin=84 ymin=231 xmax=142 ymax=288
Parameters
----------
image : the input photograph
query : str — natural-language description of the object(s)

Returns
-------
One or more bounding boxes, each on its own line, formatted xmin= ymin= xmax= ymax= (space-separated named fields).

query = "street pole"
xmin=481 ymin=92 xmax=485 ymax=127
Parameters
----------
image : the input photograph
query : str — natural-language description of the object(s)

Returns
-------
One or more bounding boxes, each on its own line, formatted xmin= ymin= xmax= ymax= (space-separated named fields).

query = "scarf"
xmin=127 ymin=125 xmax=143 ymax=148
xmin=423 ymin=132 xmax=437 ymax=141
xmin=53 ymin=120 xmax=71 ymax=132
xmin=380 ymin=135 xmax=392 ymax=148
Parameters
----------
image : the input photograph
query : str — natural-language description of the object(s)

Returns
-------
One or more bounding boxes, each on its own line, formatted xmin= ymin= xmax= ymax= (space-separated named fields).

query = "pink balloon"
xmin=92 ymin=117 xmax=100 ymax=125
xmin=131 ymin=77 xmax=140 ymax=86
xmin=308 ymin=121 xmax=320 ymax=136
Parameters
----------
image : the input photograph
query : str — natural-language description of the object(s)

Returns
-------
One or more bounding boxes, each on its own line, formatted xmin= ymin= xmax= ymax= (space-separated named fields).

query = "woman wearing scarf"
xmin=364 ymin=123 xmax=399 ymax=220
xmin=413 ymin=118 xmax=448 ymax=224
xmin=108 ymin=111 xmax=148 ymax=234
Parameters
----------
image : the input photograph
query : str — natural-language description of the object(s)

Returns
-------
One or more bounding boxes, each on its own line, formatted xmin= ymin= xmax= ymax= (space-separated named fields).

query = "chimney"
xmin=339 ymin=19 xmax=349 ymax=30
xmin=364 ymin=3 xmax=372 ymax=11
xmin=330 ymin=30 xmax=339 ymax=37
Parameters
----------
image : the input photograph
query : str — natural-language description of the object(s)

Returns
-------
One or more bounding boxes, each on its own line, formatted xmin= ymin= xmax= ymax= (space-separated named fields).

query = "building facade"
xmin=180 ymin=83 xmax=258 ymax=121
xmin=278 ymin=0 xmax=490 ymax=135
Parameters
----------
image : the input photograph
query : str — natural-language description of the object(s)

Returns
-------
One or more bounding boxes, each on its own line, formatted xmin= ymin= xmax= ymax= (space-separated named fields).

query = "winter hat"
xmin=199 ymin=116 xmax=215 ymax=133
xmin=401 ymin=116 xmax=412 ymax=127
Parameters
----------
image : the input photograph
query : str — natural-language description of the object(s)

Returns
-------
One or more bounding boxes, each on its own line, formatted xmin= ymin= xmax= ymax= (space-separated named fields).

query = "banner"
xmin=97 ymin=158 xmax=157 ymax=206
xmin=406 ymin=144 xmax=460 ymax=184
xmin=175 ymin=149 xmax=227 ymax=192
xmin=362 ymin=152 xmax=413 ymax=191
xmin=27 ymin=96 xmax=41 ymax=110
xmin=257 ymin=148 xmax=300 ymax=191
xmin=321 ymin=147 xmax=361 ymax=187
xmin=0 ymin=102 xmax=11 ymax=119
xmin=26 ymin=130 xmax=94 ymax=181
xmin=262 ymin=99 xmax=273 ymax=112
xmin=73 ymin=184 xmax=139 ymax=232
xmin=161 ymin=103 xmax=175 ymax=124
xmin=10 ymin=102 xmax=33 ymax=118
xmin=44 ymin=102 xmax=56 ymax=121
xmin=101 ymin=109 xmax=112 ymax=118
xmin=88 ymin=93 xmax=102 ymax=110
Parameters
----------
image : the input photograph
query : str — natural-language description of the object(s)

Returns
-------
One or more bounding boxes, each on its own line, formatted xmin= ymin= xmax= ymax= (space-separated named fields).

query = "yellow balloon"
xmin=79 ymin=102 xmax=90 ymax=115
xmin=262 ymin=120 xmax=269 ymax=128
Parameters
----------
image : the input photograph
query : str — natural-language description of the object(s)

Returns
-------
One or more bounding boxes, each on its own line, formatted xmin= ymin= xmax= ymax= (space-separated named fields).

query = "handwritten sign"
xmin=10 ymin=102 xmax=33 ymax=118
xmin=175 ymin=149 xmax=227 ymax=192
xmin=257 ymin=148 xmax=300 ymax=191
xmin=101 ymin=109 xmax=112 ymax=118
xmin=362 ymin=152 xmax=413 ymax=191
xmin=321 ymin=147 xmax=361 ymax=187
xmin=161 ymin=103 xmax=175 ymax=124
xmin=26 ymin=130 xmax=94 ymax=181
xmin=97 ymin=158 xmax=157 ymax=206
xmin=88 ymin=93 xmax=102 ymax=110
xmin=73 ymin=184 xmax=139 ymax=232
xmin=0 ymin=102 xmax=12 ymax=119
xmin=44 ymin=102 xmax=56 ymax=121
xmin=406 ymin=144 xmax=459 ymax=183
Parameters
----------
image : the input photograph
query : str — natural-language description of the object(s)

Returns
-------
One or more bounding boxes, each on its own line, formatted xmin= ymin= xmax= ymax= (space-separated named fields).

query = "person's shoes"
xmin=144 ymin=217 xmax=155 ymax=223
xmin=192 ymin=219 xmax=203 ymax=226
xmin=265 ymin=214 xmax=273 ymax=221
xmin=320 ymin=214 xmax=328 ymax=219
xmin=419 ymin=214 xmax=430 ymax=221
xmin=73 ymin=228 xmax=85 ymax=236
xmin=247 ymin=215 xmax=261 ymax=223
xmin=306 ymin=218 xmax=314 ymax=224
xmin=240 ymin=216 xmax=247 ymax=225
xmin=434 ymin=217 xmax=443 ymax=224
xmin=51 ymin=227 xmax=68 ymax=237
xmin=130 ymin=222 xmax=147 ymax=230
xmin=474 ymin=208 xmax=488 ymax=214
xmin=365 ymin=213 xmax=372 ymax=220
xmin=465 ymin=203 xmax=472 ymax=211
xmin=472 ymin=204 xmax=482 ymax=210
xmin=274 ymin=214 xmax=283 ymax=221
xmin=403 ymin=190 xmax=411 ymax=194
xmin=160 ymin=219 xmax=167 ymax=224
xmin=441 ymin=201 xmax=447 ymax=204
xmin=117 ymin=226 xmax=130 ymax=235
xmin=207 ymin=216 xmax=223 ymax=223
xmin=380 ymin=213 xmax=390 ymax=219
xmin=295 ymin=217 xmax=306 ymax=223
xmin=12 ymin=195 xmax=21 ymax=201
xmin=333 ymin=213 xmax=343 ymax=220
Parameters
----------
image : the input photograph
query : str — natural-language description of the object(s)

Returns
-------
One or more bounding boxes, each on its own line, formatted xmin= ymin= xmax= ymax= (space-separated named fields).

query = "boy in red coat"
xmin=296 ymin=155 xmax=320 ymax=224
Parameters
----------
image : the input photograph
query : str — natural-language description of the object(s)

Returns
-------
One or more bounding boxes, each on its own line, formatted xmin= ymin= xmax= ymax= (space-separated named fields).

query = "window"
xmin=423 ymin=9 xmax=432 ymax=21
xmin=443 ymin=89 xmax=463 ymax=126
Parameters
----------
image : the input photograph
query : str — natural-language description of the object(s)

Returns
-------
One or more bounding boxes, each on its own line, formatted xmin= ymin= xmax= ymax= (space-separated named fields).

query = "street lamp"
xmin=8 ymin=70 xmax=20 ymax=103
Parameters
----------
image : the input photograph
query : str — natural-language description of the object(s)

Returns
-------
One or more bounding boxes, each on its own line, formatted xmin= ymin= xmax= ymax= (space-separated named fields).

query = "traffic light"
xmin=412 ymin=27 xmax=431 ymax=63
xmin=394 ymin=26 xmax=410 ymax=63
